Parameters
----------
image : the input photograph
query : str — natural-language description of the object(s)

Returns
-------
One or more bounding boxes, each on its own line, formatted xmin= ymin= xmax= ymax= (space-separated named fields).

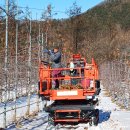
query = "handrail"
xmin=40 ymin=67 xmax=94 ymax=71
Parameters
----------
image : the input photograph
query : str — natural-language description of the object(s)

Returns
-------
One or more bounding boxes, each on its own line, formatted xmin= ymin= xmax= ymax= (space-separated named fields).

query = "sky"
xmin=0 ymin=0 xmax=104 ymax=19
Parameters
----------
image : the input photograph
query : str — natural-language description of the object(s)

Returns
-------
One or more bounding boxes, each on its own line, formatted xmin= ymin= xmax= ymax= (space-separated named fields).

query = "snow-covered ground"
xmin=4 ymin=85 xmax=130 ymax=130
xmin=0 ymin=94 xmax=44 ymax=128
xmin=96 ymin=87 xmax=130 ymax=130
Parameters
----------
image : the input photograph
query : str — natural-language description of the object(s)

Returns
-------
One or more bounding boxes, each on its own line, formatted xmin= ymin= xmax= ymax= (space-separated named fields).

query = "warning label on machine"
xmin=57 ymin=91 xmax=78 ymax=96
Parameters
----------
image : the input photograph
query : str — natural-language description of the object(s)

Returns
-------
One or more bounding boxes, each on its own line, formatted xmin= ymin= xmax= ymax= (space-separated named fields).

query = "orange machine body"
xmin=39 ymin=56 xmax=99 ymax=100
xmin=39 ymin=54 xmax=100 ymax=124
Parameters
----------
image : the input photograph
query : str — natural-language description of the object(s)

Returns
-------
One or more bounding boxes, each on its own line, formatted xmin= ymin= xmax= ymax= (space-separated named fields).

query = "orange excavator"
xmin=38 ymin=54 xmax=101 ymax=126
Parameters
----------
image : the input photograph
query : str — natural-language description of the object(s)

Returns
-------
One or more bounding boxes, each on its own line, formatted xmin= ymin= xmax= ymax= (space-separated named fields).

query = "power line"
xmin=1 ymin=4 xmax=66 ymax=14
xmin=18 ymin=6 xmax=66 ymax=14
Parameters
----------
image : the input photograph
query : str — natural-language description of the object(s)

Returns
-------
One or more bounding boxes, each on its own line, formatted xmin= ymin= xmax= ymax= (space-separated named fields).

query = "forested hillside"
xmin=60 ymin=0 xmax=130 ymax=63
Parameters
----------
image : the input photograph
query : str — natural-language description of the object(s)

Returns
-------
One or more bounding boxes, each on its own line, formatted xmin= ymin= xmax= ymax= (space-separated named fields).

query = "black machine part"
xmin=44 ymin=100 xmax=98 ymax=112
xmin=95 ymin=80 xmax=101 ymax=95
xmin=48 ymin=108 xmax=99 ymax=125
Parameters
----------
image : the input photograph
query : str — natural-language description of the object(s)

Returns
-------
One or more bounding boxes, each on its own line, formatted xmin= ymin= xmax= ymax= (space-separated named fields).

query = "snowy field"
xmin=0 ymin=94 xmax=44 ymax=128
xmin=1 ymin=85 xmax=130 ymax=130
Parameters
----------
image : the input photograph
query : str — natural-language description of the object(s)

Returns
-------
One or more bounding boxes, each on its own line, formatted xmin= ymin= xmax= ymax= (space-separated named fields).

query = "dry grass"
xmin=84 ymin=127 xmax=88 ymax=130
xmin=104 ymin=91 xmax=110 ymax=97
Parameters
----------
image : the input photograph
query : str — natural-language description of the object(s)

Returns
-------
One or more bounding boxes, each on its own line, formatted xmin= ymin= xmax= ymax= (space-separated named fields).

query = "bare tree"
xmin=66 ymin=1 xmax=81 ymax=53
xmin=41 ymin=4 xmax=53 ymax=47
